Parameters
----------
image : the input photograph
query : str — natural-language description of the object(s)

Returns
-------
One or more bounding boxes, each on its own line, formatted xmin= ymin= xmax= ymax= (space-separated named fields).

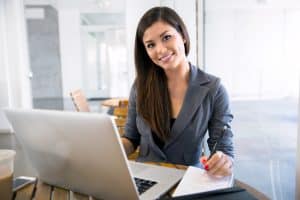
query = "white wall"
xmin=58 ymin=8 xmax=84 ymax=97
xmin=0 ymin=0 xmax=10 ymax=107
xmin=0 ymin=0 xmax=32 ymax=108
xmin=297 ymin=79 xmax=300 ymax=200
xmin=0 ymin=0 xmax=11 ymax=133
xmin=58 ymin=0 xmax=129 ymax=98
xmin=57 ymin=1 xmax=126 ymax=98
xmin=205 ymin=0 xmax=300 ymax=100
xmin=197 ymin=0 xmax=204 ymax=69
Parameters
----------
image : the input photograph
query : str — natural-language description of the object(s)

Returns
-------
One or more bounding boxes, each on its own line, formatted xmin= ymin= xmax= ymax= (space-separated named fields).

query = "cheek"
xmin=146 ymin=50 xmax=156 ymax=60
xmin=180 ymin=42 xmax=186 ymax=53
xmin=145 ymin=51 xmax=159 ymax=65
xmin=176 ymin=44 xmax=185 ymax=56
xmin=174 ymin=39 xmax=185 ymax=53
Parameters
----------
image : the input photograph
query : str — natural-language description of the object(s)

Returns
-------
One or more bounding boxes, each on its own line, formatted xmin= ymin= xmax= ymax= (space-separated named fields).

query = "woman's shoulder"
xmin=190 ymin=64 xmax=221 ymax=87
xmin=128 ymin=81 xmax=138 ymax=101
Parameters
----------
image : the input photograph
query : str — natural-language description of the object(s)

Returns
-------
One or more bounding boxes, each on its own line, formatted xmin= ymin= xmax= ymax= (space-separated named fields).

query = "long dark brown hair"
xmin=134 ymin=7 xmax=190 ymax=141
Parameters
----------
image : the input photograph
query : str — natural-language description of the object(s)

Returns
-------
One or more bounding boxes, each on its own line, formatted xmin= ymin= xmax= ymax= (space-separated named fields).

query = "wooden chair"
xmin=111 ymin=99 xmax=138 ymax=160
xmin=113 ymin=100 xmax=129 ymax=136
xmin=69 ymin=89 xmax=90 ymax=112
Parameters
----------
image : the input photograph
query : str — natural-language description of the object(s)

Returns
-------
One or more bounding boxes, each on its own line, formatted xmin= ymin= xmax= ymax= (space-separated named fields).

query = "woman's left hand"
xmin=200 ymin=151 xmax=233 ymax=177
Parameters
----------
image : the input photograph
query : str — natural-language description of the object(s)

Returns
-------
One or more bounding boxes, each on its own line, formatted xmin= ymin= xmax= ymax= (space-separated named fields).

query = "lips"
xmin=159 ymin=53 xmax=173 ymax=62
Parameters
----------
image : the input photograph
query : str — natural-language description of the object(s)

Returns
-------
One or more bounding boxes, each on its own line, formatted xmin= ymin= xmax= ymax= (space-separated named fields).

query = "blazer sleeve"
xmin=122 ymin=85 xmax=140 ymax=148
xmin=207 ymin=80 xmax=234 ymax=158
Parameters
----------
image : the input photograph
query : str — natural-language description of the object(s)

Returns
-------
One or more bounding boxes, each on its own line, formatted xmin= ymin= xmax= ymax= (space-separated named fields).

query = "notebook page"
xmin=172 ymin=166 xmax=234 ymax=197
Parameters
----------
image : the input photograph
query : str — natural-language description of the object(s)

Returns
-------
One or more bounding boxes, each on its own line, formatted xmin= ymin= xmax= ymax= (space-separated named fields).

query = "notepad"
xmin=172 ymin=166 xmax=234 ymax=197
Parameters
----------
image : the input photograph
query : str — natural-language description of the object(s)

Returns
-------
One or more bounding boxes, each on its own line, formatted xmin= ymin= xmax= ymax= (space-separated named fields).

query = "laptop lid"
xmin=5 ymin=109 xmax=184 ymax=200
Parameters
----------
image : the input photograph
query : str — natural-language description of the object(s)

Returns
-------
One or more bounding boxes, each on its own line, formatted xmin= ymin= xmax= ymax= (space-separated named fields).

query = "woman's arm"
xmin=122 ymin=85 xmax=141 ymax=156
xmin=121 ymin=137 xmax=136 ymax=156
xmin=204 ymin=82 xmax=234 ymax=176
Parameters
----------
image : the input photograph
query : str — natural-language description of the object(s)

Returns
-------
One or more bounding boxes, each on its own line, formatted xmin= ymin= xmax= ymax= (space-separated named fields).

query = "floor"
xmin=232 ymin=98 xmax=297 ymax=200
xmin=0 ymin=97 xmax=298 ymax=200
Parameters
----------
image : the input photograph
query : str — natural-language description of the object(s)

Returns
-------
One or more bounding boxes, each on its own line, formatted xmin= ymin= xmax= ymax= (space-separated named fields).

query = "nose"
xmin=155 ymin=42 xmax=167 ymax=54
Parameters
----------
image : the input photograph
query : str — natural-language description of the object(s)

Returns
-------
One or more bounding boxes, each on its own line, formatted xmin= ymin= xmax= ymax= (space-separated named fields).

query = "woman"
xmin=121 ymin=6 xmax=234 ymax=177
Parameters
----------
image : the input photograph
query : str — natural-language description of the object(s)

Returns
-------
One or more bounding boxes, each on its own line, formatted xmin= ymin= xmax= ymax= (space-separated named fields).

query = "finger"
xmin=209 ymin=158 xmax=228 ymax=176
xmin=209 ymin=156 xmax=233 ymax=177
xmin=208 ymin=154 xmax=226 ymax=174
xmin=200 ymin=156 xmax=208 ymax=164
xmin=213 ymin=160 xmax=233 ymax=176
xmin=206 ymin=151 xmax=223 ymax=168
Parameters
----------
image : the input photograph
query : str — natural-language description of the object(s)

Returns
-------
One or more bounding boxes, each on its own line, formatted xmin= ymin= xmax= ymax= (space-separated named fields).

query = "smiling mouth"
xmin=159 ymin=53 xmax=174 ymax=62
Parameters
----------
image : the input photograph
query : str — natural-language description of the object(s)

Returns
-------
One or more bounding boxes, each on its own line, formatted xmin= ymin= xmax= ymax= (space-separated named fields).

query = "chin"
xmin=161 ymin=65 xmax=177 ymax=71
xmin=157 ymin=61 xmax=176 ymax=70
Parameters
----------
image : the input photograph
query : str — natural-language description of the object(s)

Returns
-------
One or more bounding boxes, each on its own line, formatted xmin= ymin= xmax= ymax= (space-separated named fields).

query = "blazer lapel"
xmin=137 ymin=115 xmax=167 ymax=159
xmin=164 ymin=65 xmax=211 ymax=149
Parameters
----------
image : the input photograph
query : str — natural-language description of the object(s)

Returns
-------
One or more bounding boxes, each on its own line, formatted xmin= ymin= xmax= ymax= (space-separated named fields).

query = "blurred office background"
xmin=0 ymin=0 xmax=300 ymax=199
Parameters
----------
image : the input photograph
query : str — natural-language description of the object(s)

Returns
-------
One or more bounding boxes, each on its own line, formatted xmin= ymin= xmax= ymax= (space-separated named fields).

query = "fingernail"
xmin=201 ymin=158 xmax=207 ymax=163
xmin=204 ymin=165 xmax=209 ymax=170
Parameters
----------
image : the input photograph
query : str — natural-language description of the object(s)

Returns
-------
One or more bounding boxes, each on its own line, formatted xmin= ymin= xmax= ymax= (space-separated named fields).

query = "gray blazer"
xmin=123 ymin=64 xmax=234 ymax=167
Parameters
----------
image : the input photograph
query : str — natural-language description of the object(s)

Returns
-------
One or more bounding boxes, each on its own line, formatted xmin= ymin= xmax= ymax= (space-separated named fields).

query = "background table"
xmin=101 ymin=98 xmax=128 ymax=107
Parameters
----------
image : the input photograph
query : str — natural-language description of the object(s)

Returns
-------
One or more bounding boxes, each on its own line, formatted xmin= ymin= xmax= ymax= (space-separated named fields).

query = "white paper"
xmin=172 ymin=166 xmax=234 ymax=197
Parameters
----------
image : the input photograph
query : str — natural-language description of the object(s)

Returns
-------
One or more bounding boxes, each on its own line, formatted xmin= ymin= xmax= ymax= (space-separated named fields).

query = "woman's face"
xmin=142 ymin=21 xmax=187 ymax=71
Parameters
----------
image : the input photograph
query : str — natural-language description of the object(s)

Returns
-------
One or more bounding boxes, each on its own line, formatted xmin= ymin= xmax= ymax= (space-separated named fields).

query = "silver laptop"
xmin=5 ymin=108 xmax=185 ymax=200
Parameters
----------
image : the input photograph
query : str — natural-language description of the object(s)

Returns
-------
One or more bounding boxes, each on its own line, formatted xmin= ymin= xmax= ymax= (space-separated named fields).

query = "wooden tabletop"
xmin=101 ymin=98 xmax=128 ymax=107
xmin=13 ymin=180 xmax=98 ymax=200
xmin=13 ymin=162 xmax=270 ymax=200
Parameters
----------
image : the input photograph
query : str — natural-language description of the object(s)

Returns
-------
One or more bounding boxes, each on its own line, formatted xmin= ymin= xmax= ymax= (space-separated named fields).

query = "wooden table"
xmin=13 ymin=162 xmax=270 ymax=200
xmin=101 ymin=98 xmax=128 ymax=107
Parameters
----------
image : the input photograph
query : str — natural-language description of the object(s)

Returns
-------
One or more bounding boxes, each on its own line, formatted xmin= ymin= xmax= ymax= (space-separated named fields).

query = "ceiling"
xmin=25 ymin=0 xmax=125 ymax=12
xmin=81 ymin=12 xmax=125 ymax=26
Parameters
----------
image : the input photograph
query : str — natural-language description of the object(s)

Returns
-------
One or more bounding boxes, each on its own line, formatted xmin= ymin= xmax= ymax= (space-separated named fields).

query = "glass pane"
xmin=204 ymin=1 xmax=300 ymax=199
xmin=80 ymin=7 xmax=128 ymax=98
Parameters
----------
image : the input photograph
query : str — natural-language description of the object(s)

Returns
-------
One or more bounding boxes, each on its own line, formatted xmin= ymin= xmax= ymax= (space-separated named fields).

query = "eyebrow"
xmin=144 ymin=30 xmax=169 ymax=44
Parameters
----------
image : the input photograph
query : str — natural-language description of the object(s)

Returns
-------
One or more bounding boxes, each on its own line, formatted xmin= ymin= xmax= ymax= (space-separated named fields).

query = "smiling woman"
xmin=121 ymin=6 xmax=234 ymax=178
xmin=142 ymin=21 xmax=187 ymax=72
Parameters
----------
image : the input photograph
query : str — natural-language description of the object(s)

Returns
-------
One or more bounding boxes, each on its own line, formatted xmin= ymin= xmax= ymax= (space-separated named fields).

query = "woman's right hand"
xmin=200 ymin=151 xmax=233 ymax=177
xmin=121 ymin=137 xmax=135 ymax=156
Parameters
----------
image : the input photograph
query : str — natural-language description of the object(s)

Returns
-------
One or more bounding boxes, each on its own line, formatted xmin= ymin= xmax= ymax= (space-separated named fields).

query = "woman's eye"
xmin=146 ymin=43 xmax=154 ymax=49
xmin=163 ymin=35 xmax=172 ymax=41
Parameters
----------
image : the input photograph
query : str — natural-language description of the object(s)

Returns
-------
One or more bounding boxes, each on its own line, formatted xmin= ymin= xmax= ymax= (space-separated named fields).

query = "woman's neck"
xmin=165 ymin=61 xmax=190 ymax=86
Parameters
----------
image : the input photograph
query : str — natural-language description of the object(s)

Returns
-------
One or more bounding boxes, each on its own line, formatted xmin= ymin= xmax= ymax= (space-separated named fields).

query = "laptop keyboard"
xmin=134 ymin=177 xmax=157 ymax=194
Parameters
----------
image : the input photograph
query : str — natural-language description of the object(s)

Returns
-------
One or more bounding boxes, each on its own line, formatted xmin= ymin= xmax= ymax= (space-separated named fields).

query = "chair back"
xmin=103 ymin=98 xmax=138 ymax=160
xmin=70 ymin=89 xmax=90 ymax=112
xmin=113 ymin=100 xmax=129 ymax=135
xmin=112 ymin=99 xmax=138 ymax=160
